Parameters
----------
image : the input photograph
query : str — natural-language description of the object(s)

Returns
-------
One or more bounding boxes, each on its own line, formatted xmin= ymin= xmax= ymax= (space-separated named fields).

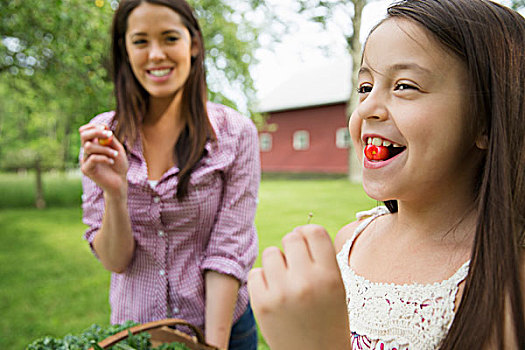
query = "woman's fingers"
xmin=82 ymin=141 xmax=119 ymax=163
xmin=79 ymin=123 xmax=113 ymax=145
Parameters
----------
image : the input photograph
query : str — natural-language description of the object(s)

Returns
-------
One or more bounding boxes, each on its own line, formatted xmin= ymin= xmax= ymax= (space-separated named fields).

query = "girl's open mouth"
xmin=364 ymin=137 xmax=406 ymax=161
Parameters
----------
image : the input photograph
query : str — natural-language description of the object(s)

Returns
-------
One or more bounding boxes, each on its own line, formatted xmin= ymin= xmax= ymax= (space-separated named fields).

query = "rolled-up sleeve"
xmin=201 ymin=119 xmax=260 ymax=283
xmin=81 ymin=174 xmax=105 ymax=258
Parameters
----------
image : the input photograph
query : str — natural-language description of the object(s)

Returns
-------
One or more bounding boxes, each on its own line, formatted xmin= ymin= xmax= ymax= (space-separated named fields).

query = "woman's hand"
xmin=79 ymin=123 xmax=128 ymax=198
xmin=248 ymin=225 xmax=351 ymax=350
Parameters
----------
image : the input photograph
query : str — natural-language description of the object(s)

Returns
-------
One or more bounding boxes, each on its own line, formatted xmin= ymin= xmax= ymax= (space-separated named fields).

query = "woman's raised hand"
xmin=248 ymin=225 xmax=351 ymax=350
xmin=79 ymin=123 xmax=129 ymax=198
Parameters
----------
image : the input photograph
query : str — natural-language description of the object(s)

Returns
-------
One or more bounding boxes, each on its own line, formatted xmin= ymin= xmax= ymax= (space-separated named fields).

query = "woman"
xmin=79 ymin=1 xmax=260 ymax=349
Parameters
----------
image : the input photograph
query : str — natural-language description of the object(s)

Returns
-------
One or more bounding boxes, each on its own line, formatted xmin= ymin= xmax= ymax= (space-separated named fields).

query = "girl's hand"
xmin=248 ymin=225 xmax=351 ymax=350
xmin=79 ymin=123 xmax=129 ymax=198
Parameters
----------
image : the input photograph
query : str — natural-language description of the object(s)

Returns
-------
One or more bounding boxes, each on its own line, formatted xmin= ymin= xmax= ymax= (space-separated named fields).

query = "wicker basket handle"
xmin=90 ymin=318 xmax=208 ymax=349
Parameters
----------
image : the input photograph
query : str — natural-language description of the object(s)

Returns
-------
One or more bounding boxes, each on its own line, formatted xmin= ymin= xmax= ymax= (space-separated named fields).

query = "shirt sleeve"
xmin=80 ymin=150 xmax=105 ymax=259
xmin=79 ymin=111 xmax=114 ymax=258
xmin=200 ymin=118 xmax=261 ymax=284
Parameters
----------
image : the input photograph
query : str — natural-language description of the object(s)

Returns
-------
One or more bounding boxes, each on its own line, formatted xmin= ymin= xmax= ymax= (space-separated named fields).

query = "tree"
xmin=511 ymin=0 xmax=525 ymax=10
xmin=0 ymin=0 xmax=267 ymax=208
xmin=296 ymin=0 xmax=370 ymax=181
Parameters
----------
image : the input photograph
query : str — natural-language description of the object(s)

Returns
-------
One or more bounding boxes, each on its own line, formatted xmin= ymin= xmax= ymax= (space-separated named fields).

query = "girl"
xmin=79 ymin=1 xmax=260 ymax=349
xmin=248 ymin=0 xmax=525 ymax=349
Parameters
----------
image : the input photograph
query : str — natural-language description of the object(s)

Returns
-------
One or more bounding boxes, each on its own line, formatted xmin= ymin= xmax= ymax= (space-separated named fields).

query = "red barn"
xmin=256 ymin=57 xmax=361 ymax=180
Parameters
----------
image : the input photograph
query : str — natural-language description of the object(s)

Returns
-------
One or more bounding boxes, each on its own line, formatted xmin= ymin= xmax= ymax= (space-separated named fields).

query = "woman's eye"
xmin=132 ymin=39 xmax=147 ymax=45
xmin=357 ymin=84 xmax=372 ymax=94
xmin=166 ymin=36 xmax=179 ymax=43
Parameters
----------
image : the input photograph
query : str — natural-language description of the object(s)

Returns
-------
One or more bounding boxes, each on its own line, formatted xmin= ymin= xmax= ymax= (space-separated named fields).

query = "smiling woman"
xmin=77 ymin=1 xmax=261 ymax=350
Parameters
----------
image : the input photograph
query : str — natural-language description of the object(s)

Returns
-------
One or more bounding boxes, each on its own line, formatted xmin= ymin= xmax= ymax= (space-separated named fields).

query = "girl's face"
xmin=349 ymin=19 xmax=483 ymax=205
xmin=125 ymin=2 xmax=198 ymax=100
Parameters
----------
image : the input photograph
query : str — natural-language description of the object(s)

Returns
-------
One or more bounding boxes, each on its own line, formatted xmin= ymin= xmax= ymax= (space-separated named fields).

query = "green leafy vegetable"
xmin=26 ymin=322 xmax=192 ymax=350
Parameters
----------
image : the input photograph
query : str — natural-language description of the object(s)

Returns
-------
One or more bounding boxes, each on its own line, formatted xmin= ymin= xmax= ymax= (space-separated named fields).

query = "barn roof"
xmin=256 ymin=56 xmax=352 ymax=113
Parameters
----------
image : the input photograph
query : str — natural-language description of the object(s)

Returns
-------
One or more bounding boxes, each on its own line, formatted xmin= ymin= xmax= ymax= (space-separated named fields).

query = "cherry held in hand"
xmin=98 ymin=125 xmax=113 ymax=146
xmin=364 ymin=145 xmax=389 ymax=161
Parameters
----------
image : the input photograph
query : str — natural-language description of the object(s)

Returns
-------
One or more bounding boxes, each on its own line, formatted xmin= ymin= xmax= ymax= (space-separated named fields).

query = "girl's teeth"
xmin=150 ymin=69 xmax=171 ymax=77
xmin=372 ymin=137 xmax=383 ymax=146
xmin=366 ymin=137 xmax=402 ymax=147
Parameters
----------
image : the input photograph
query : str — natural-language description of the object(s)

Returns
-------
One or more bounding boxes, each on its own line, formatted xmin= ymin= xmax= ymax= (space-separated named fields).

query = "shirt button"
xmin=153 ymin=196 xmax=160 ymax=203
xmin=173 ymin=307 xmax=179 ymax=314
xmin=159 ymin=269 xmax=165 ymax=276
xmin=158 ymin=230 xmax=164 ymax=237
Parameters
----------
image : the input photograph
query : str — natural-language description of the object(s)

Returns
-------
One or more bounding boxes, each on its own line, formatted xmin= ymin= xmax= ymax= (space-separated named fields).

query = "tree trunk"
xmin=346 ymin=0 xmax=366 ymax=182
xmin=62 ymin=117 xmax=71 ymax=172
xmin=35 ymin=157 xmax=46 ymax=209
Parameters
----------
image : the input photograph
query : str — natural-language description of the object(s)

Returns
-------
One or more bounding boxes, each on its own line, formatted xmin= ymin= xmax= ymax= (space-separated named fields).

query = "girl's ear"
xmin=475 ymin=133 xmax=489 ymax=150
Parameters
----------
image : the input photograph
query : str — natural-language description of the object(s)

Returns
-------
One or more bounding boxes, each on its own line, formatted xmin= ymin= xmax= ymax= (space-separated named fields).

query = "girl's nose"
xmin=356 ymin=92 xmax=388 ymax=122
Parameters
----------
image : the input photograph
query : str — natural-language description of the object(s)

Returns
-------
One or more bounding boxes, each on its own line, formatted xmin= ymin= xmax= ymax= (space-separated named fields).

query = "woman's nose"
xmin=149 ymin=42 xmax=166 ymax=61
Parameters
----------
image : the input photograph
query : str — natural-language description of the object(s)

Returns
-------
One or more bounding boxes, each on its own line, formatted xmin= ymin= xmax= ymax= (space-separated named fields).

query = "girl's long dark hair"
xmin=381 ymin=1 xmax=525 ymax=348
xmin=111 ymin=0 xmax=215 ymax=200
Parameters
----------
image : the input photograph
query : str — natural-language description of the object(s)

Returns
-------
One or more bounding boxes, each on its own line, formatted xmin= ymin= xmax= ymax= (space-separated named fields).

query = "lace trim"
xmin=336 ymin=207 xmax=470 ymax=350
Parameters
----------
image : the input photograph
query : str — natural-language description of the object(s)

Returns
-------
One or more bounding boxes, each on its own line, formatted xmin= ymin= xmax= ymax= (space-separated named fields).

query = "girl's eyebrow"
xmin=359 ymin=63 xmax=432 ymax=77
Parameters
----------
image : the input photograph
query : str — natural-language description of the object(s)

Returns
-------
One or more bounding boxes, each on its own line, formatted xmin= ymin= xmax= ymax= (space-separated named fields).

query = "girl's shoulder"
xmin=335 ymin=221 xmax=361 ymax=252
xmin=334 ymin=206 xmax=390 ymax=252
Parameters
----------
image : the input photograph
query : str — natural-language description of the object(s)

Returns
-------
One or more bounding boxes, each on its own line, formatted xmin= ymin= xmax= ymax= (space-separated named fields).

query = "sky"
xmin=249 ymin=0 xmax=522 ymax=110
xmin=250 ymin=0 xmax=393 ymax=104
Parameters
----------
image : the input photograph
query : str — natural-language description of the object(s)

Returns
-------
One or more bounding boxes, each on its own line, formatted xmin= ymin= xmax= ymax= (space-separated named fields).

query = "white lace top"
xmin=336 ymin=207 xmax=470 ymax=350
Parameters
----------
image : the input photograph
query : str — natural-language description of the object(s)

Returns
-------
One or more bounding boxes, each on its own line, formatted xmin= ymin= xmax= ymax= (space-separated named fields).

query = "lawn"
xmin=0 ymin=173 xmax=374 ymax=349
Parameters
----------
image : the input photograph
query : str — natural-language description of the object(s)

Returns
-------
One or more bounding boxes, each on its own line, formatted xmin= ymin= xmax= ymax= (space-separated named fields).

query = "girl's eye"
xmin=394 ymin=83 xmax=417 ymax=91
xmin=357 ymin=84 xmax=372 ymax=94
xmin=132 ymin=39 xmax=147 ymax=45
xmin=166 ymin=36 xmax=179 ymax=43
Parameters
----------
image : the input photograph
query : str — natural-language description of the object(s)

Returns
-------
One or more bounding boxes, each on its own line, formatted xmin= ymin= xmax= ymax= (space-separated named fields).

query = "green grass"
xmin=0 ymin=174 xmax=374 ymax=349
xmin=0 ymin=171 xmax=83 ymax=208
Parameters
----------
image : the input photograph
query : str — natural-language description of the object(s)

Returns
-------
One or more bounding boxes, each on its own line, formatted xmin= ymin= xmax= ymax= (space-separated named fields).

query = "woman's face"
xmin=349 ymin=18 xmax=483 ymax=205
xmin=125 ymin=2 xmax=198 ymax=99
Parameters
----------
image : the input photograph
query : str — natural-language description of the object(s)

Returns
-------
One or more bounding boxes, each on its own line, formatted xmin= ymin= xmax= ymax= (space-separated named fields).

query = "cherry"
xmin=364 ymin=145 xmax=389 ymax=161
xmin=98 ymin=125 xmax=113 ymax=146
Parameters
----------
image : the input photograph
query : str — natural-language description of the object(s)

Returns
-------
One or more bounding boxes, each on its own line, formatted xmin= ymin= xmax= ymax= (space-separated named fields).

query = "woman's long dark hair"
xmin=111 ymin=0 xmax=215 ymax=200
xmin=380 ymin=0 xmax=524 ymax=348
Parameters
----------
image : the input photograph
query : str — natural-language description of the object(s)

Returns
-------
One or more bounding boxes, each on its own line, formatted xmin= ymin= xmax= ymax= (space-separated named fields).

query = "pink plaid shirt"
xmin=81 ymin=102 xmax=260 ymax=328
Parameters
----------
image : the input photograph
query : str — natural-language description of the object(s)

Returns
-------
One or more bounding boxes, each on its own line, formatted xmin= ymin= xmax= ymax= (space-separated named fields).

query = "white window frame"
xmin=336 ymin=127 xmax=351 ymax=149
xmin=293 ymin=130 xmax=310 ymax=151
xmin=259 ymin=133 xmax=272 ymax=152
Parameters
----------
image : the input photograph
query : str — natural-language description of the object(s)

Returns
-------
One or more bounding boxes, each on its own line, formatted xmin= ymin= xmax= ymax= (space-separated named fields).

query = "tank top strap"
xmin=340 ymin=206 xmax=390 ymax=256
xmin=447 ymin=259 xmax=470 ymax=286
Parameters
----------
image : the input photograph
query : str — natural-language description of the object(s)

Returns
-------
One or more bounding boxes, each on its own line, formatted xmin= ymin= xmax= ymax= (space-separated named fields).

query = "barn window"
xmin=336 ymin=128 xmax=351 ymax=148
xmin=260 ymin=133 xmax=272 ymax=152
xmin=293 ymin=130 xmax=310 ymax=150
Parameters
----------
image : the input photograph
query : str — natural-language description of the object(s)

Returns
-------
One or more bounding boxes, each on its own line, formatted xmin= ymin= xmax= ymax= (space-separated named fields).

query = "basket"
xmin=89 ymin=318 xmax=220 ymax=350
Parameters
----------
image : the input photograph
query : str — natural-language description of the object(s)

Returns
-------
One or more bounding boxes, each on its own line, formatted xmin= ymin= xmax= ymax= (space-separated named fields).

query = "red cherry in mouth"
xmin=364 ymin=145 xmax=389 ymax=161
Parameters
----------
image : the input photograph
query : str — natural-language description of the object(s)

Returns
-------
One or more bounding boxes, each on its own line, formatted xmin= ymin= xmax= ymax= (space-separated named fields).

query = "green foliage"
xmin=27 ymin=320 xmax=191 ymax=349
xmin=0 ymin=0 xmax=267 ymax=173
xmin=511 ymin=0 xmax=525 ymax=9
